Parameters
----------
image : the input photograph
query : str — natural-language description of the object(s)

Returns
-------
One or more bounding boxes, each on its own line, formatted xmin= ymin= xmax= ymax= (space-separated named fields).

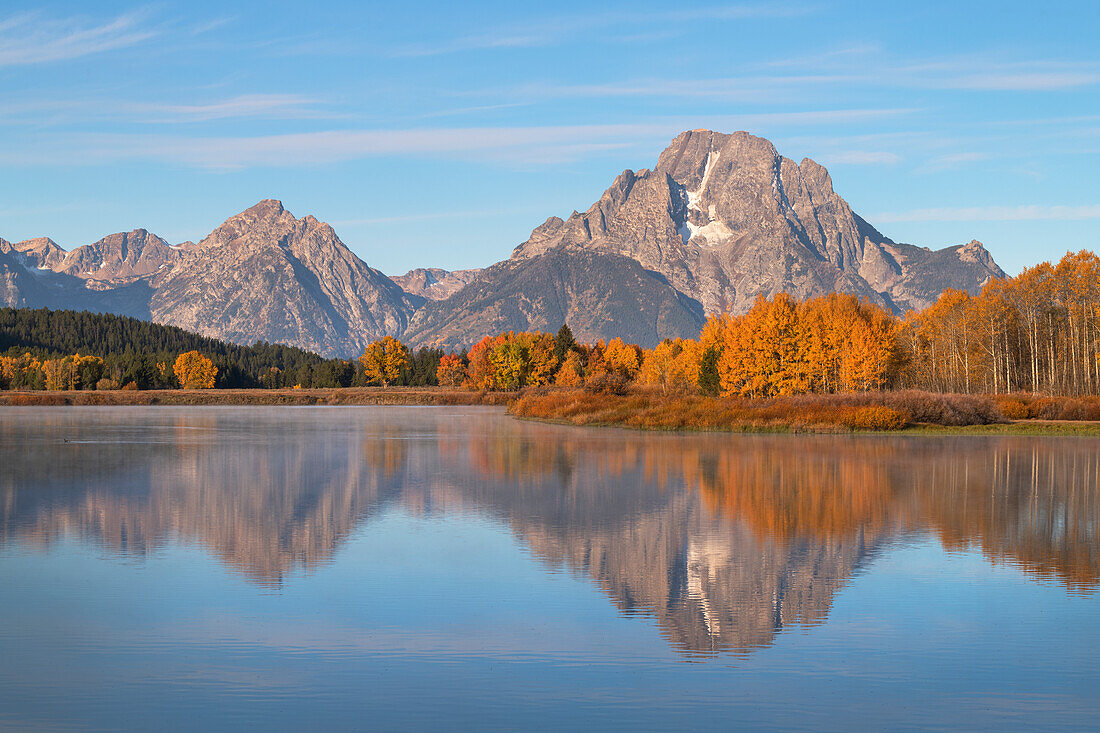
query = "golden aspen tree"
xmin=638 ymin=340 xmax=680 ymax=391
xmin=359 ymin=336 xmax=408 ymax=387
xmin=466 ymin=335 xmax=500 ymax=390
xmin=522 ymin=332 xmax=558 ymax=386
xmin=174 ymin=351 xmax=218 ymax=389
xmin=603 ymin=337 xmax=641 ymax=379
xmin=669 ymin=338 xmax=703 ymax=391
xmin=554 ymin=352 xmax=584 ymax=386
xmin=489 ymin=333 xmax=526 ymax=389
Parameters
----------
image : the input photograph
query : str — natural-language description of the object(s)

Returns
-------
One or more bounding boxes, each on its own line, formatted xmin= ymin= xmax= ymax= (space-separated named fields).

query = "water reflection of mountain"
xmin=1 ymin=408 xmax=1097 ymax=654
xmin=0 ymin=411 xmax=408 ymax=585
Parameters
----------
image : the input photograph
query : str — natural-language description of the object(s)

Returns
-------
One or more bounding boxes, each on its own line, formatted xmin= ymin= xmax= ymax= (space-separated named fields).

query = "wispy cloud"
xmin=390 ymin=4 xmax=813 ymax=57
xmin=754 ymin=47 xmax=1100 ymax=93
xmin=0 ymin=109 xmax=915 ymax=170
xmin=123 ymin=94 xmax=332 ymax=123
xmin=189 ymin=16 xmax=235 ymax=36
xmin=917 ymin=151 xmax=992 ymax=173
xmin=0 ymin=94 xmax=332 ymax=125
xmin=818 ymin=150 xmax=901 ymax=165
xmin=0 ymin=9 xmax=157 ymax=66
xmin=415 ymin=102 xmax=531 ymax=120
xmin=901 ymin=60 xmax=1100 ymax=91
xmin=483 ymin=75 xmax=855 ymax=104
xmin=871 ymin=204 xmax=1100 ymax=223
xmin=762 ymin=43 xmax=882 ymax=68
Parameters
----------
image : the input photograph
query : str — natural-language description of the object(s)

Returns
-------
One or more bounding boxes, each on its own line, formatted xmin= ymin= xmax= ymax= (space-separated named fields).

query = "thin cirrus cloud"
xmin=753 ymin=47 xmax=1100 ymax=92
xmin=916 ymin=152 xmax=993 ymax=173
xmin=817 ymin=150 xmax=901 ymax=165
xmin=2 ymin=109 xmax=914 ymax=170
xmin=483 ymin=75 xmax=856 ymax=104
xmin=389 ymin=3 xmax=813 ymax=57
xmin=0 ymin=9 xmax=157 ymax=66
xmin=0 ymin=94 xmax=332 ymax=125
xmin=123 ymin=94 xmax=334 ymax=123
xmin=904 ymin=60 xmax=1100 ymax=91
xmin=871 ymin=204 xmax=1100 ymax=223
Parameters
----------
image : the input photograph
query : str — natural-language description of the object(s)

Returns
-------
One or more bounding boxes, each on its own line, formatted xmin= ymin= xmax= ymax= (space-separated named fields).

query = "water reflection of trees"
xmin=1 ymin=409 xmax=1097 ymax=654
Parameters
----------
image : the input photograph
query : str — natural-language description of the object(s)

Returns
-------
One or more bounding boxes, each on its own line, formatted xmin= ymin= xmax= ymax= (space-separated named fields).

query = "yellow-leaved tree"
xmin=360 ymin=336 xmax=409 ymax=387
xmin=603 ymin=337 xmax=641 ymax=379
xmin=174 ymin=351 xmax=217 ymax=389
xmin=555 ymin=352 xmax=584 ymax=386
xmin=436 ymin=354 xmax=467 ymax=388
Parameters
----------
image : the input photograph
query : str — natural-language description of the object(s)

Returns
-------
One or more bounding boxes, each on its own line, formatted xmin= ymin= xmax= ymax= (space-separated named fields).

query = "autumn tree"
xmin=174 ymin=351 xmax=218 ymax=389
xmin=555 ymin=352 xmax=585 ymax=386
xmin=359 ymin=336 xmax=409 ymax=387
xmin=464 ymin=331 xmax=559 ymax=390
xmin=639 ymin=339 xmax=702 ymax=392
xmin=602 ymin=337 xmax=642 ymax=379
xmin=639 ymin=340 xmax=680 ymax=391
xmin=466 ymin=335 xmax=500 ymax=390
xmin=436 ymin=354 xmax=467 ymax=388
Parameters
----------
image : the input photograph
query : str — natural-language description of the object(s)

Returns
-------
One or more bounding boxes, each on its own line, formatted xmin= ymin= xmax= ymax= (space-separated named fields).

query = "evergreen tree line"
xmin=0 ymin=308 xmax=446 ymax=390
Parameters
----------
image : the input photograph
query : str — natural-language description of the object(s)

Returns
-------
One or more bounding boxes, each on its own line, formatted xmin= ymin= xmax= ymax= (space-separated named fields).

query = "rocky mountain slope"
xmin=0 ymin=130 xmax=1007 ymax=353
xmin=510 ymin=129 xmax=1004 ymax=316
xmin=403 ymin=248 xmax=705 ymax=350
xmin=55 ymin=229 xmax=182 ymax=281
xmin=0 ymin=201 xmax=421 ymax=357
xmin=147 ymin=200 xmax=420 ymax=357
xmin=392 ymin=267 xmax=481 ymax=300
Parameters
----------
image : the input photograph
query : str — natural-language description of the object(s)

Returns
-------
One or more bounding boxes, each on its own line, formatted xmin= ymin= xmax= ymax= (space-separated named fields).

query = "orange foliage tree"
xmin=436 ymin=354 xmax=467 ymax=387
xmin=898 ymin=250 xmax=1100 ymax=394
xmin=359 ymin=336 xmax=409 ymax=387
xmin=174 ymin=351 xmax=217 ymax=389
xmin=464 ymin=331 xmax=560 ymax=390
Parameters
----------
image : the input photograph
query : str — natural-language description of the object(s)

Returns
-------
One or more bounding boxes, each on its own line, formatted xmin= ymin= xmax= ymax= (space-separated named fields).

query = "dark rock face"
xmin=402 ymin=247 xmax=706 ymax=350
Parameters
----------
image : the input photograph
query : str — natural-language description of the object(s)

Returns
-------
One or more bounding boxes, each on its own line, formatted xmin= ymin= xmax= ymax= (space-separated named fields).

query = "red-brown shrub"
xmin=839 ymin=406 xmax=910 ymax=431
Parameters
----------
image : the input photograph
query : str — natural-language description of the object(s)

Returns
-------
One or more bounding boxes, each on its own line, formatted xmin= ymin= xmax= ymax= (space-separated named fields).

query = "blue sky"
xmin=0 ymin=1 xmax=1098 ymax=276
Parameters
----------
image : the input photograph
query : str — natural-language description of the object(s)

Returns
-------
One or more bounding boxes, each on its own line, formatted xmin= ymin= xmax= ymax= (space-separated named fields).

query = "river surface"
xmin=1 ymin=406 xmax=1098 ymax=731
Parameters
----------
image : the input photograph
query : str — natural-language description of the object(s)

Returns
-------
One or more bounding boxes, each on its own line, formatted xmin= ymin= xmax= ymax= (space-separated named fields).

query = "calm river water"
xmin=1 ymin=406 xmax=1098 ymax=731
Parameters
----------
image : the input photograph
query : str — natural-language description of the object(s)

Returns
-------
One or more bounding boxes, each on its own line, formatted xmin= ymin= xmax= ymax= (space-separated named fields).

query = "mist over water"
xmin=1 ymin=407 xmax=1098 ymax=730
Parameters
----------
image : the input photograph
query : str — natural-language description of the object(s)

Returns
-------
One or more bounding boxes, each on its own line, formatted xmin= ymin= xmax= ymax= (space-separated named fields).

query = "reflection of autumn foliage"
xmin=684 ymin=444 xmax=901 ymax=540
xmin=361 ymin=430 xmax=408 ymax=479
xmin=916 ymin=441 xmax=1100 ymax=591
xmin=4 ymin=411 xmax=1097 ymax=601
xmin=460 ymin=424 xmax=1100 ymax=591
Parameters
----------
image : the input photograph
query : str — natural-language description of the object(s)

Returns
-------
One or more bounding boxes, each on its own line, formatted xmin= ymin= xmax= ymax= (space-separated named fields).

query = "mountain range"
xmin=0 ymin=130 xmax=1005 ymax=356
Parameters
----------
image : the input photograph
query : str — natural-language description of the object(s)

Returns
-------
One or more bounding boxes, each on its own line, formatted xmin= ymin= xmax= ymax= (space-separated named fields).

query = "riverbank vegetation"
xmin=0 ymin=307 xmax=447 ymax=390
xmin=3 ymin=249 xmax=1100 ymax=432
xmin=508 ymin=389 xmax=1004 ymax=432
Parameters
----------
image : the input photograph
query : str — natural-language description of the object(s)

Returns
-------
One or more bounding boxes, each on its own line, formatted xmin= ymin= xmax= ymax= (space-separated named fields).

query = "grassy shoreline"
xmin=0 ymin=387 xmax=513 ymax=407
xmin=3 ymin=386 xmax=1100 ymax=435
xmin=514 ymin=413 xmax=1100 ymax=436
xmin=508 ymin=388 xmax=1100 ymax=436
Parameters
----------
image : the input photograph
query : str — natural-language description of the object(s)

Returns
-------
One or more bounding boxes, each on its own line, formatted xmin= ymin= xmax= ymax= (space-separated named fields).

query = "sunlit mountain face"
xmin=1 ymin=408 xmax=1097 ymax=656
